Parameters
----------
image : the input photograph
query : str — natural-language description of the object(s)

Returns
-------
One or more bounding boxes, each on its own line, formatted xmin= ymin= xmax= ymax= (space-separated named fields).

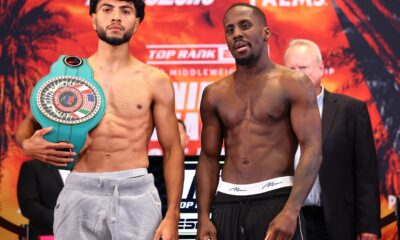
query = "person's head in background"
xmin=177 ymin=119 xmax=189 ymax=150
xmin=283 ymin=39 xmax=324 ymax=95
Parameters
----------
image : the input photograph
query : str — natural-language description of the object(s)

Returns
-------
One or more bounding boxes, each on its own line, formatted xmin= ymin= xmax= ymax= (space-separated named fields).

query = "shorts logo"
xmin=262 ymin=181 xmax=283 ymax=190
xmin=229 ymin=187 xmax=246 ymax=192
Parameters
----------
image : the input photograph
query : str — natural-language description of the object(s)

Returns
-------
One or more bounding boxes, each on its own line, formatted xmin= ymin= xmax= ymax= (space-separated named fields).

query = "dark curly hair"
xmin=89 ymin=0 xmax=145 ymax=22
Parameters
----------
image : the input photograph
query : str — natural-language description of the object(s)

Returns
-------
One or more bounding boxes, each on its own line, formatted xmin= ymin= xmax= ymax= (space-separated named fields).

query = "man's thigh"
xmin=54 ymin=188 xmax=111 ymax=240
xmin=111 ymin=187 xmax=162 ymax=240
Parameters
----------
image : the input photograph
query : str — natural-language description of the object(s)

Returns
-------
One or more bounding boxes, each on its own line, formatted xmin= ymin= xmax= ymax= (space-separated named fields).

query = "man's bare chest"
xmin=217 ymin=88 xmax=288 ymax=126
xmin=100 ymin=81 xmax=152 ymax=119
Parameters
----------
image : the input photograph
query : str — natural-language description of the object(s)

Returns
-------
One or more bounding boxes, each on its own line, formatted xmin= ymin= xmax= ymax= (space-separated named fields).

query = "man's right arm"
xmin=16 ymin=111 xmax=74 ymax=167
xmin=196 ymin=86 xmax=223 ymax=240
xmin=16 ymin=112 xmax=40 ymax=147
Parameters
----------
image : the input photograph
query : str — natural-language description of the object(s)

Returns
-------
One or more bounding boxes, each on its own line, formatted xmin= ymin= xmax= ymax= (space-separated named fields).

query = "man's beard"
xmin=235 ymin=53 xmax=258 ymax=66
xmin=96 ymin=26 xmax=134 ymax=46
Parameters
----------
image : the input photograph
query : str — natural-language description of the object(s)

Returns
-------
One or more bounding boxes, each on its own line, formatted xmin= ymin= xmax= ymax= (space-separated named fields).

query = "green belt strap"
xmin=30 ymin=55 xmax=106 ymax=170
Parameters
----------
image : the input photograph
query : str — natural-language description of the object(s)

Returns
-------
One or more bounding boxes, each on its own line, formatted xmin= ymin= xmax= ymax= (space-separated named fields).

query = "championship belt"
xmin=30 ymin=55 xmax=106 ymax=170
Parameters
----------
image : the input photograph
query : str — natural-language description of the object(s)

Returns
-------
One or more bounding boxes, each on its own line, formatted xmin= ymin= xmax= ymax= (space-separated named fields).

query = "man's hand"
xmin=197 ymin=218 xmax=217 ymax=240
xmin=21 ymin=127 xmax=75 ymax=167
xmin=265 ymin=209 xmax=298 ymax=240
xmin=357 ymin=232 xmax=378 ymax=240
xmin=153 ymin=213 xmax=179 ymax=240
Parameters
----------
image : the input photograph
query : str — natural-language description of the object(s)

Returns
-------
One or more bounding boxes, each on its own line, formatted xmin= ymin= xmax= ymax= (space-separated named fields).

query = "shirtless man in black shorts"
xmin=196 ymin=3 xmax=322 ymax=240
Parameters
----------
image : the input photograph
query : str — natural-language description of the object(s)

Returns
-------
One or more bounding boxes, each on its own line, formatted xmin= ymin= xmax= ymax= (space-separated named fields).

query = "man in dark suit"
xmin=17 ymin=160 xmax=67 ymax=240
xmin=284 ymin=39 xmax=380 ymax=240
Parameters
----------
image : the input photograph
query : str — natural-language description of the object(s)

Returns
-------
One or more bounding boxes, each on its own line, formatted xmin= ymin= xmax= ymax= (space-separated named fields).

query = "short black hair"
xmin=89 ymin=0 xmax=145 ymax=22
xmin=224 ymin=3 xmax=267 ymax=26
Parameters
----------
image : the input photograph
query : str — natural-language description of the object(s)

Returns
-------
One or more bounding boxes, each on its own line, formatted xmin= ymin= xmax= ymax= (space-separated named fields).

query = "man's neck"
xmin=90 ymin=40 xmax=132 ymax=72
xmin=235 ymin=52 xmax=274 ymax=80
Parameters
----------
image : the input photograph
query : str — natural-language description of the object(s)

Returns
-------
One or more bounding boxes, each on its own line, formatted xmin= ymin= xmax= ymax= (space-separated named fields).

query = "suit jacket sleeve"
xmin=17 ymin=161 xmax=54 ymax=227
xmin=354 ymin=102 xmax=381 ymax=236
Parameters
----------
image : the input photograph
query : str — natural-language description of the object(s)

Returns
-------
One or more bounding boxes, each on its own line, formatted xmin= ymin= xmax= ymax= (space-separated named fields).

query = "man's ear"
xmin=132 ymin=17 xmax=140 ymax=34
xmin=318 ymin=62 xmax=325 ymax=77
xmin=264 ymin=27 xmax=271 ymax=41
xmin=91 ymin=13 xmax=97 ymax=31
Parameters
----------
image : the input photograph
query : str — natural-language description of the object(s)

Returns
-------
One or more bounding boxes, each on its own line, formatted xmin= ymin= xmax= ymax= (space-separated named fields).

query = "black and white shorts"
xmin=212 ymin=176 xmax=306 ymax=240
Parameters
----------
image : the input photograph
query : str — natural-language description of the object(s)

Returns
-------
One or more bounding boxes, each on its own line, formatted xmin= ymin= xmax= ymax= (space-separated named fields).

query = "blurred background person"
xmin=17 ymin=159 xmax=69 ymax=240
xmin=177 ymin=119 xmax=189 ymax=153
xmin=284 ymin=39 xmax=380 ymax=240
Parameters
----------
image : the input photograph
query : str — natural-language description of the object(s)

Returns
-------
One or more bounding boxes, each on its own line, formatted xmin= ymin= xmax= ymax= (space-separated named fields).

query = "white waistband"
xmin=71 ymin=168 xmax=148 ymax=179
xmin=217 ymin=176 xmax=293 ymax=196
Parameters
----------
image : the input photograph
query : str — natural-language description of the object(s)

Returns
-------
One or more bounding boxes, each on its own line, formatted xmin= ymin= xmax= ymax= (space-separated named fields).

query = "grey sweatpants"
xmin=54 ymin=168 xmax=162 ymax=240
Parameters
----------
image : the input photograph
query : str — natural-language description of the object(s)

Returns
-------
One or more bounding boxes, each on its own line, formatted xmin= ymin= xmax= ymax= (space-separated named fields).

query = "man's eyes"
xmin=241 ymin=23 xmax=251 ymax=29
xmin=122 ymin=9 xmax=132 ymax=15
xmin=101 ymin=7 xmax=132 ymax=15
xmin=102 ymin=7 xmax=111 ymax=13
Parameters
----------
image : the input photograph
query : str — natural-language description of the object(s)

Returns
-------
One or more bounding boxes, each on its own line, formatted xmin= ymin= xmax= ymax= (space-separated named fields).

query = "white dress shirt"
xmin=58 ymin=169 xmax=70 ymax=184
xmin=294 ymin=86 xmax=324 ymax=206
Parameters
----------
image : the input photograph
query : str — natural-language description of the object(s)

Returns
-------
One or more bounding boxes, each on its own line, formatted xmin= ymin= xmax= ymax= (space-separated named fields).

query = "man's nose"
xmin=112 ymin=10 xmax=121 ymax=22
xmin=233 ymin=29 xmax=243 ymax=40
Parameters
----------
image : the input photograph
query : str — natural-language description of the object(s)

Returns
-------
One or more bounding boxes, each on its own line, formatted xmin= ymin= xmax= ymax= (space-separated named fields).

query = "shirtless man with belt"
xmin=196 ymin=3 xmax=322 ymax=240
xmin=16 ymin=1 xmax=184 ymax=239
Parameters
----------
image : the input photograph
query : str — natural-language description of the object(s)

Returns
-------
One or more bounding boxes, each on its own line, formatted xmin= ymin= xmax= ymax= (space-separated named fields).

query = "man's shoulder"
xmin=203 ymin=75 xmax=232 ymax=95
xmin=273 ymin=64 xmax=308 ymax=85
xmin=211 ymin=75 xmax=232 ymax=87
xmin=133 ymin=60 xmax=169 ymax=82
xmin=325 ymin=90 xmax=365 ymax=107
xmin=134 ymin=63 xmax=173 ymax=95
xmin=272 ymin=65 xmax=315 ymax=98
xmin=324 ymin=91 xmax=368 ymax=117
xmin=272 ymin=63 xmax=292 ymax=74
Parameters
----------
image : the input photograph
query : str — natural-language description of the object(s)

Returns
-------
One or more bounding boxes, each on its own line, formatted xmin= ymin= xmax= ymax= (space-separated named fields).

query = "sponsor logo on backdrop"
xmin=179 ymin=162 xmax=223 ymax=236
xmin=146 ymin=0 xmax=215 ymax=6
xmin=249 ymin=0 xmax=326 ymax=7
xmin=179 ymin=165 xmax=198 ymax=235
xmin=146 ymin=44 xmax=235 ymax=65
xmin=146 ymin=45 xmax=234 ymax=154
xmin=169 ymin=67 xmax=235 ymax=77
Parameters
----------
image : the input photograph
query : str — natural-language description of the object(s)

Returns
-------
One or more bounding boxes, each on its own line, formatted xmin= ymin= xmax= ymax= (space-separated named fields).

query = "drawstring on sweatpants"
xmin=111 ymin=184 xmax=119 ymax=223
xmin=97 ymin=177 xmax=120 ymax=223
xmin=239 ymin=199 xmax=250 ymax=240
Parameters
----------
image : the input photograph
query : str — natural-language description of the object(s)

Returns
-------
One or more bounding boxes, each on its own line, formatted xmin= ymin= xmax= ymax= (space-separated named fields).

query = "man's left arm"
xmin=266 ymin=72 xmax=322 ymax=240
xmin=152 ymin=72 xmax=184 ymax=240
xmin=354 ymin=102 xmax=380 ymax=239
